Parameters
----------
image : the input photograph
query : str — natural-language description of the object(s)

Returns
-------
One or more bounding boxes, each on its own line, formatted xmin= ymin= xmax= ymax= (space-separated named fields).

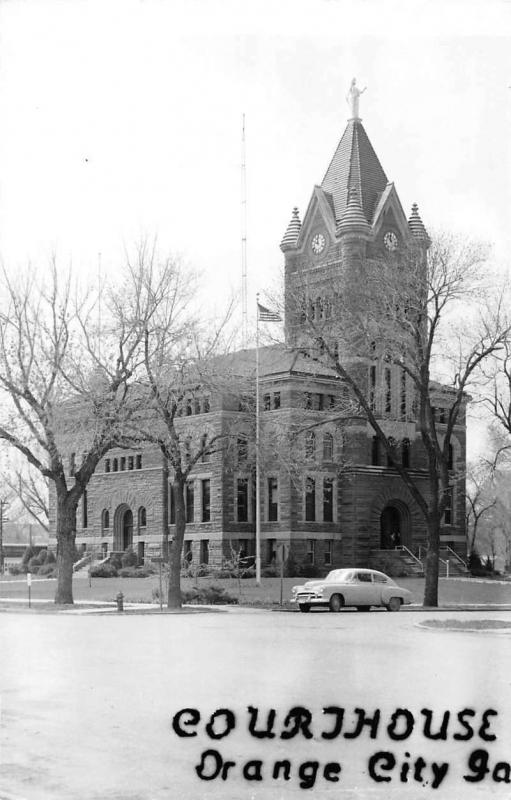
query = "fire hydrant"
xmin=116 ymin=591 xmax=124 ymax=613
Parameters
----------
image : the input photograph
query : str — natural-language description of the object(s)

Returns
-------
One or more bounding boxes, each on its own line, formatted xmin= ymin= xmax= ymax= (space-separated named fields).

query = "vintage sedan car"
xmin=291 ymin=568 xmax=413 ymax=613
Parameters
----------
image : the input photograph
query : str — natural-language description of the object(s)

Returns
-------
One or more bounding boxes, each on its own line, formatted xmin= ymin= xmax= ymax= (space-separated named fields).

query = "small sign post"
xmin=27 ymin=571 xmax=32 ymax=609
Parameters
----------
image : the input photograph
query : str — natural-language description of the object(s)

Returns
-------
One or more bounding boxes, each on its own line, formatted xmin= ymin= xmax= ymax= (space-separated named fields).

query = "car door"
xmin=352 ymin=572 xmax=378 ymax=606
xmin=372 ymin=572 xmax=391 ymax=605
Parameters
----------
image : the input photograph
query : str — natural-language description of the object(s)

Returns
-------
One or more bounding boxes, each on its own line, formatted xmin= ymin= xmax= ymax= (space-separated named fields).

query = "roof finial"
xmin=280 ymin=206 xmax=302 ymax=252
xmin=346 ymin=77 xmax=366 ymax=120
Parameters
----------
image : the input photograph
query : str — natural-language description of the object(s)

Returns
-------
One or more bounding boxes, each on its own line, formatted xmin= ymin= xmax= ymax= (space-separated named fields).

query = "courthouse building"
xmin=53 ymin=93 xmax=467 ymax=572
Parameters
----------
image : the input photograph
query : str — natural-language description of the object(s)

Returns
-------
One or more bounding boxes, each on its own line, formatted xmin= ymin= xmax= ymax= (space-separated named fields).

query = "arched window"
xmin=386 ymin=437 xmax=397 ymax=467
xmin=402 ymin=438 xmax=410 ymax=469
xmin=448 ymin=443 xmax=454 ymax=471
xmin=201 ymin=434 xmax=211 ymax=463
xmin=101 ymin=509 xmax=110 ymax=531
xmin=305 ymin=431 xmax=316 ymax=460
xmin=237 ymin=435 xmax=247 ymax=463
xmin=323 ymin=432 xmax=333 ymax=461
xmin=371 ymin=436 xmax=379 ymax=466
xmin=138 ymin=506 xmax=147 ymax=530
xmin=181 ymin=436 xmax=191 ymax=465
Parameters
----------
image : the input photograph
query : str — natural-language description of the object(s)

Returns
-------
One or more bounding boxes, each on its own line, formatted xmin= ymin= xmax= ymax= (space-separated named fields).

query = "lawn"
xmin=1 ymin=572 xmax=511 ymax=607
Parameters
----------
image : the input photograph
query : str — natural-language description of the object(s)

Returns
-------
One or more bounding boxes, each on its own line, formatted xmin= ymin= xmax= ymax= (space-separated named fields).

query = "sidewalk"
xmin=2 ymin=596 xmax=511 ymax=614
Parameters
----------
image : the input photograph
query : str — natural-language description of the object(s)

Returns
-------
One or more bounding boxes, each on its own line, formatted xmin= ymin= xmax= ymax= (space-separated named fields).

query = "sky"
xmin=0 ymin=0 xmax=510 ymax=461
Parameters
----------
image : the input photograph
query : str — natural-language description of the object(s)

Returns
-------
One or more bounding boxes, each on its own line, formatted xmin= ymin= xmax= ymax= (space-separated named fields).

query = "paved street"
xmin=1 ymin=607 xmax=511 ymax=799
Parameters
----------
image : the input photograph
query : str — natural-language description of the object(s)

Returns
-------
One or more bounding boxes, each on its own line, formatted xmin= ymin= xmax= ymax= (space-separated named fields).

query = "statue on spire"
xmin=346 ymin=78 xmax=366 ymax=119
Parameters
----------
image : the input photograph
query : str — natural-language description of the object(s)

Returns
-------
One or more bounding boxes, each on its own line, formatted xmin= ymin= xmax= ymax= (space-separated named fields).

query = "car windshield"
xmin=325 ymin=569 xmax=354 ymax=582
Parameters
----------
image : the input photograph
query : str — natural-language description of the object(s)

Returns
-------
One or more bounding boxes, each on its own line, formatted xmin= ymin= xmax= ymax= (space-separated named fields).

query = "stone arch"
xmin=379 ymin=499 xmax=411 ymax=549
xmin=97 ymin=487 xmax=155 ymax=531
xmin=113 ymin=503 xmax=133 ymax=551
xmin=370 ymin=481 xmax=422 ymax=551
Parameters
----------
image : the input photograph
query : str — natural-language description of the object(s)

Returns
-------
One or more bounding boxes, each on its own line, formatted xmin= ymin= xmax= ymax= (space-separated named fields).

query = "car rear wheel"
xmin=329 ymin=593 xmax=344 ymax=612
xmin=299 ymin=604 xmax=311 ymax=613
xmin=356 ymin=606 xmax=371 ymax=612
xmin=387 ymin=597 xmax=402 ymax=612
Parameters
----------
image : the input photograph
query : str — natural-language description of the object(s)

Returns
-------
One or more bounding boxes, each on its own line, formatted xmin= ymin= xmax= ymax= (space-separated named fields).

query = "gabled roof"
xmin=321 ymin=119 xmax=388 ymax=225
xmin=297 ymin=185 xmax=337 ymax=248
xmin=371 ymin=182 xmax=409 ymax=238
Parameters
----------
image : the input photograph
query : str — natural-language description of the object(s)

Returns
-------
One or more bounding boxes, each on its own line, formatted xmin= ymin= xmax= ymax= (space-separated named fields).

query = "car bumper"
xmin=291 ymin=595 xmax=328 ymax=606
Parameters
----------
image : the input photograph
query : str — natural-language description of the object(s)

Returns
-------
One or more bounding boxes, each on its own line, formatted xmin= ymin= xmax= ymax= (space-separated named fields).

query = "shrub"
xmin=8 ymin=563 xmax=24 ymax=576
xmin=108 ymin=554 xmax=123 ymax=570
xmin=482 ymin=556 xmax=495 ymax=573
xmin=27 ymin=556 xmax=40 ymax=574
xmin=38 ymin=563 xmax=57 ymax=577
xmin=36 ymin=549 xmax=48 ymax=566
xmin=182 ymin=583 xmax=238 ymax=605
xmin=21 ymin=546 xmax=37 ymax=566
xmin=209 ymin=568 xmax=233 ymax=579
xmin=298 ymin=562 xmax=321 ymax=578
xmin=46 ymin=549 xmax=56 ymax=564
xmin=468 ymin=549 xmax=490 ymax=577
xmin=91 ymin=563 xmax=118 ymax=578
xmin=118 ymin=566 xmax=154 ymax=578
xmin=152 ymin=583 xmax=238 ymax=605
xmin=240 ymin=565 xmax=256 ymax=579
xmin=121 ymin=547 xmax=138 ymax=568
xmin=261 ymin=565 xmax=280 ymax=578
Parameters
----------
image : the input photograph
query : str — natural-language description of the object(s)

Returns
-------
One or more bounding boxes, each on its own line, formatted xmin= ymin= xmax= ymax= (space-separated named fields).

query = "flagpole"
xmin=255 ymin=293 xmax=261 ymax=586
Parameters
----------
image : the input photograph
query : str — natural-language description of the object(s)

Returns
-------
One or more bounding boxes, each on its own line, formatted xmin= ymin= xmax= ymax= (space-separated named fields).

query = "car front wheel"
xmin=329 ymin=593 xmax=344 ymax=612
xmin=299 ymin=604 xmax=311 ymax=613
xmin=387 ymin=597 xmax=402 ymax=612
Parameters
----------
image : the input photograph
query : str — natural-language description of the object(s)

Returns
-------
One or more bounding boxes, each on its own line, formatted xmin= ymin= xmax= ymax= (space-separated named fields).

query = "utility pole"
xmin=241 ymin=114 xmax=248 ymax=349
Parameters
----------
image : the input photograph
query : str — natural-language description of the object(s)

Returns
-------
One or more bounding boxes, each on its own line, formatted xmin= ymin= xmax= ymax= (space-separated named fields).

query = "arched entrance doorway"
xmin=380 ymin=502 xmax=411 ymax=549
xmin=113 ymin=504 xmax=133 ymax=551
xmin=122 ymin=509 xmax=133 ymax=550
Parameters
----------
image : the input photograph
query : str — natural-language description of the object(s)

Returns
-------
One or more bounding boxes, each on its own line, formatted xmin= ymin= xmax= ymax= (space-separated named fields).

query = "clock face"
xmin=311 ymin=233 xmax=326 ymax=255
xmin=384 ymin=231 xmax=398 ymax=251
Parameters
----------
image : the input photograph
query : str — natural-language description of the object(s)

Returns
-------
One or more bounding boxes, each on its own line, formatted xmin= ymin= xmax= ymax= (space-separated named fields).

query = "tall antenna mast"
xmin=97 ymin=251 xmax=102 ymax=360
xmin=241 ymin=113 xmax=248 ymax=348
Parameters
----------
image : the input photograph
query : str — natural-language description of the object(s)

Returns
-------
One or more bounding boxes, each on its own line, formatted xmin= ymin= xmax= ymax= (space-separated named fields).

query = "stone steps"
xmin=369 ymin=549 xmax=424 ymax=577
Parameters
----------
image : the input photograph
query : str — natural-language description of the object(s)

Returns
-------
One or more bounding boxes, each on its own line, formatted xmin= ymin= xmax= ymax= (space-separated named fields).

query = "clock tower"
xmin=280 ymin=84 xmax=429 ymax=348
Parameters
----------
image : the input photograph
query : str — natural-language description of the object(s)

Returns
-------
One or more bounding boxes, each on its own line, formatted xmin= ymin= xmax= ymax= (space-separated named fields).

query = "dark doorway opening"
xmin=380 ymin=506 xmax=401 ymax=549
xmin=122 ymin=509 xmax=133 ymax=550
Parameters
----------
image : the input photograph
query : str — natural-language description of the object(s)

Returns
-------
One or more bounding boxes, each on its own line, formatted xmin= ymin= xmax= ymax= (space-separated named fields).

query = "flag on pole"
xmin=257 ymin=302 xmax=282 ymax=322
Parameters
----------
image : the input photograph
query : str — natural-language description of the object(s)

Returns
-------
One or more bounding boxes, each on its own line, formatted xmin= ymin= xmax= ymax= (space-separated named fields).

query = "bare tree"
xmin=120 ymin=257 xmax=237 ymax=608
xmin=0 ymin=464 xmax=49 ymax=531
xmin=465 ymin=461 xmax=497 ymax=554
xmin=285 ymin=232 xmax=510 ymax=605
xmin=0 ymin=260 xmax=152 ymax=603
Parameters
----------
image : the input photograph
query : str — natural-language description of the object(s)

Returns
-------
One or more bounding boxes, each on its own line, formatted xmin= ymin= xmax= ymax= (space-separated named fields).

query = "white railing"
xmin=417 ymin=545 xmax=451 ymax=577
xmin=395 ymin=544 xmax=423 ymax=569
xmin=443 ymin=545 xmax=467 ymax=569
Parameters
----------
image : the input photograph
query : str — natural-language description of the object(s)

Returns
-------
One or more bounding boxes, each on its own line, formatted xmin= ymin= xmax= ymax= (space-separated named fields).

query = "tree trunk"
xmin=423 ymin=515 xmax=440 ymax=607
xmin=55 ymin=498 xmax=78 ymax=604
xmin=168 ymin=481 xmax=186 ymax=609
